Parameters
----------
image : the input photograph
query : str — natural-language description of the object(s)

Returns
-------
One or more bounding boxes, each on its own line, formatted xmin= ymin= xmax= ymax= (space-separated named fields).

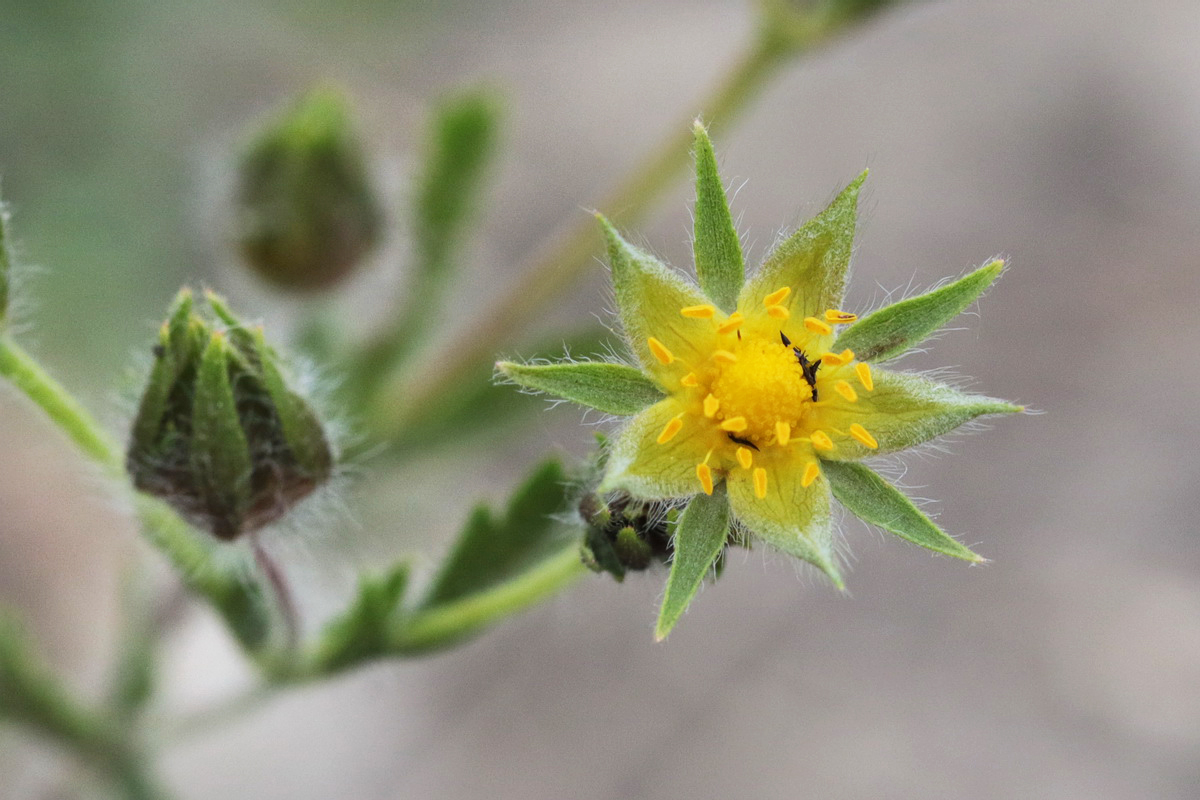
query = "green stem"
xmin=373 ymin=28 xmax=803 ymax=440
xmin=391 ymin=547 xmax=588 ymax=654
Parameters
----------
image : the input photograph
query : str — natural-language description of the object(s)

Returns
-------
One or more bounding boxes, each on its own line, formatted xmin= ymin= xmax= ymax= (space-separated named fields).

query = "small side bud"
xmin=234 ymin=87 xmax=382 ymax=291
xmin=578 ymin=490 xmax=674 ymax=581
xmin=127 ymin=290 xmax=335 ymax=540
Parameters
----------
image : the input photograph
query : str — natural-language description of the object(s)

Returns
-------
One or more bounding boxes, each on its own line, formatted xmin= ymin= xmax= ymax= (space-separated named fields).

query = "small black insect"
xmin=794 ymin=348 xmax=821 ymax=401
xmin=727 ymin=433 xmax=760 ymax=451
xmin=152 ymin=344 xmax=166 ymax=359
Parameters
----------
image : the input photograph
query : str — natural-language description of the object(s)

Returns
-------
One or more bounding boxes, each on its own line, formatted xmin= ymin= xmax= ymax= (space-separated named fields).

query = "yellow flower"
xmin=499 ymin=123 xmax=1021 ymax=638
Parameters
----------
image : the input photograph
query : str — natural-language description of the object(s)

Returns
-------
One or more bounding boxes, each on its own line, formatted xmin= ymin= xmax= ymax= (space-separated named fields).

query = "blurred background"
xmin=2 ymin=0 xmax=1199 ymax=798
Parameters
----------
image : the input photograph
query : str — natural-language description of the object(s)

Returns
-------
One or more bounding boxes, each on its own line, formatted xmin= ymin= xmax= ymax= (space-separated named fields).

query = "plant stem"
xmin=391 ymin=547 xmax=589 ymax=654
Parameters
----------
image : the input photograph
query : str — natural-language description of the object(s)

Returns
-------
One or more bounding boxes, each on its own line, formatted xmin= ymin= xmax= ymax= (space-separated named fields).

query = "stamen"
xmin=680 ymin=304 xmax=716 ymax=318
xmin=801 ymin=461 xmax=821 ymax=488
xmin=764 ymin=286 xmax=791 ymax=306
xmin=775 ymin=421 xmax=791 ymax=446
xmin=720 ymin=417 xmax=748 ymax=433
xmin=839 ymin=348 xmax=855 ymax=361
xmin=766 ymin=305 xmax=790 ymax=320
xmin=680 ymin=372 xmax=699 ymax=387
xmin=647 ymin=337 xmax=674 ymax=365
xmin=712 ymin=350 xmax=738 ymax=364
xmin=656 ymin=415 xmax=684 ymax=444
xmin=810 ymin=430 xmax=835 ymax=451
xmin=834 ymin=380 xmax=858 ymax=402
xmin=804 ymin=317 xmax=833 ymax=336
xmin=716 ymin=313 xmax=745 ymax=335
xmin=703 ymin=393 xmax=720 ymax=418
xmin=824 ymin=309 xmax=857 ymax=324
xmin=753 ymin=467 xmax=768 ymax=499
xmin=736 ymin=447 xmax=753 ymax=470
xmin=855 ymin=362 xmax=873 ymax=391
xmin=696 ymin=462 xmax=714 ymax=495
xmin=849 ymin=423 xmax=878 ymax=449
xmin=820 ymin=351 xmax=848 ymax=366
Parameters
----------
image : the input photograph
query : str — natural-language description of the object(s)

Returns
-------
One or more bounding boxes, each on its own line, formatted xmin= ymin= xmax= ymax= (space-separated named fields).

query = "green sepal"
xmin=0 ymin=200 xmax=12 ymax=329
xmin=833 ymin=260 xmax=1004 ymax=362
xmin=252 ymin=327 xmax=333 ymax=479
xmin=190 ymin=333 xmax=253 ymax=540
xmin=823 ymin=461 xmax=983 ymax=562
xmin=496 ymin=360 xmax=664 ymax=416
xmin=421 ymin=459 xmax=574 ymax=609
xmin=656 ymin=487 xmax=730 ymax=640
xmin=691 ymin=121 xmax=744 ymax=311
xmin=739 ymin=170 xmax=866 ymax=318
xmin=313 ymin=562 xmax=410 ymax=674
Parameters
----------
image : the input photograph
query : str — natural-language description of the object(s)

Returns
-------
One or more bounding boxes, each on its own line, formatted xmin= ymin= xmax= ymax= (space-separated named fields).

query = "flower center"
xmin=709 ymin=337 xmax=811 ymax=445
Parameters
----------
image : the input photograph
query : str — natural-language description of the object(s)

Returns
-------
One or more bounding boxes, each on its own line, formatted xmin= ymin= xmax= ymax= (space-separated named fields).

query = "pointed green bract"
xmin=655 ymin=487 xmax=730 ymax=640
xmin=834 ymin=260 xmax=1004 ymax=363
xmin=739 ymin=171 xmax=866 ymax=318
xmin=252 ymin=328 xmax=333 ymax=478
xmin=422 ymin=459 xmax=574 ymax=608
xmin=315 ymin=562 xmax=410 ymax=673
xmin=819 ymin=368 xmax=1022 ymax=460
xmin=598 ymin=215 xmax=713 ymax=375
xmin=190 ymin=334 xmax=253 ymax=541
xmin=497 ymin=360 xmax=664 ymax=416
xmin=823 ymin=461 xmax=982 ymax=561
xmin=691 ymin=122 xmax=744 ymax=311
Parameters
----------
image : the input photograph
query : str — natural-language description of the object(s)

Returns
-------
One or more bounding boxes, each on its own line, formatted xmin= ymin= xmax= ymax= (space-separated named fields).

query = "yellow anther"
xmin=803 ymin=317 xmax=833 ymax=336
xmin=703 ymin=393 xmax=720 ymax=418
xmin=849 ymin=423 xmax=878 ymax=449
xmin=824 ymin=309 xmax=857 ymax=324
xmin=657 ymin=415 xmax=684 ymax=444
xmin=764 ymin=286 xmax=792 ymax=306
xmin=716 ymin=313 xmax=745 ymax=335
xmin=736 ymin=447 xmax=753 ymax=470
xmin=753 ymin=467 xmax=768 ymax=499
xmin=855 ymin=362 xmax=873 ymax=391
xmin=712 ymin=350 xmax=738 ymax=364
xmin=775 ymin=421 xmax=791 ymax=446
xmin=647 ymin=337 xmax=674 ymax=365
xmin=680 ymin=372 xmax=699 ymax=388
xmin=810 ymin=430 xmax=835 ymax=451
xmin=834 ymin=380 xmax=858 ymax=402
xmin=839 ymin=348 xmax=854 ymax=361
xmin=696 ymin=462 xmax=714 ymax=495
xmin=680 ymin=304 xmax=716 ymax=318
xmin=801 ymin=461 xmax=821 ymax=488
xmin=820 ymin=351 xmax=848 ymax=366
xmin=766 ymin=305 xmax=790 ymax=320
xmin=720 ymin=417 xmax=748 ymax=433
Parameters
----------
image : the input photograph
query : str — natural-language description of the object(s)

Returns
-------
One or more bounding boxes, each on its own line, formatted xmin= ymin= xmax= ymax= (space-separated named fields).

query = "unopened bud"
xmin=127 ymin=289 xmax=334 ymax=539
xmin=579 ymin=491 xmax=675 ymax=581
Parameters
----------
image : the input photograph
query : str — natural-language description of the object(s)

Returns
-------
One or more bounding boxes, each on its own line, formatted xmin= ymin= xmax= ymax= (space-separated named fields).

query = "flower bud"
xmin=234 ymin=87 xmax=382 ymax=291
xmin=579 ymin=490 xmax=675 ymax=580
xmin=127 ymin=289 xmax=334 ymax=540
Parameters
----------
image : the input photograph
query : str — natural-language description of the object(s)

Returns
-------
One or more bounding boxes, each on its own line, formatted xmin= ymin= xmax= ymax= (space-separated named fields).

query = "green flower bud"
xmin=127 ymin=289 xmax=334 ymax=540
xmin=235 ymin=87 xmax=382 ymax=291
xmin=578 ymin=490 xmax=675 ymax=580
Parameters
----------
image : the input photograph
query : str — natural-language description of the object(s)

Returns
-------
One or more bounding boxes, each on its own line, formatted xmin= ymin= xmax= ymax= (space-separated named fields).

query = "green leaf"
xmin=823 ymin=461 xmax=983 ymax=561
xmin=314 ymin=562 xmax=410 ymax=673
xmin=496 ymin=360 xmax=664 ymax=415
xmin=422 ymin=459 xmax=575 ymax=608
xmin=739 ymin=171 xmax=866 ymax=319
xmin=833 ymin=260 xmax=1004 ymax=363
xmin=190 ymin=333 xmax=253 ymax=540
xmin=691 ymin=121 xmax=744 ymax=311
xmin=656 ymin=487 xmax=731 ymax=640
xmin=818 ymin=367 xmax=1023 ymax=460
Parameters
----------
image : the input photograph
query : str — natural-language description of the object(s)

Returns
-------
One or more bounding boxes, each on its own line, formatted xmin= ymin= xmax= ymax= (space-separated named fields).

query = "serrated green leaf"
xmin=834 ymin=260 xmax=1004 ymax=363
xmin=823 ymin=461 xmax=982 ymax=561
xmin=656 ymin=487 xmax=730 ymax=640
xmin=496 ymin=360 xmax=663 ymax=415
xmin=422 ymin=459 xmax=574 ymax=608
xmin=739 ymin=171 xmax=866 ymax=318
xmin=691 ymin=121 xmax=743 ymax=311
xmin=314 ymin=562 xmax=410 ymax=673
xmin=190 ymin=333 xmax=253 ymax=540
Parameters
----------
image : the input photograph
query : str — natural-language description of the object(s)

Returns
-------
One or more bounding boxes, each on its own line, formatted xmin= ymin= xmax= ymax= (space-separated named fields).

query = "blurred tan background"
xmin=2 ymin=1 xmax=1199 ymax=798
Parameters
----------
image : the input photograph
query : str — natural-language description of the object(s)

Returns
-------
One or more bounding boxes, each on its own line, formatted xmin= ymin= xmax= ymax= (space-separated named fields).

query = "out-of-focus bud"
xmin=234 ymin=87 xmax=382 ymax=291
xmin=127 ymin=289 xmax=334 ymax=540
xmin=578 ymin=490 xmax=676 ymax=581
